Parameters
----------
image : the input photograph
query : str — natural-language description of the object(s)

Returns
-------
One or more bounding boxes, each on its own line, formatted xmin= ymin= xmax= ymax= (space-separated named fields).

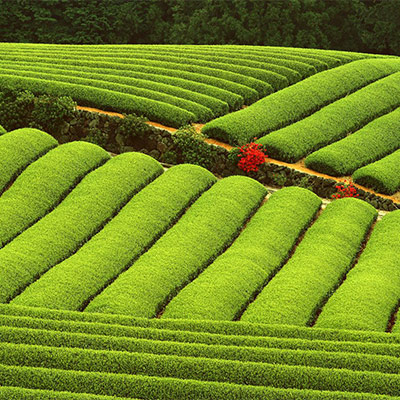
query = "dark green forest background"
xmin=0 ymin=0 xmax=399 ymax=55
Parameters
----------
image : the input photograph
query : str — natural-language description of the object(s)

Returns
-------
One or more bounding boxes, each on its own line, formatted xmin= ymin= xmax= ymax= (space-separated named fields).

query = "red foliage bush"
xmin=237 ymin=141 xmax=268 ymax=172
xmin=332 ymin=180 xmax=359 ymax=199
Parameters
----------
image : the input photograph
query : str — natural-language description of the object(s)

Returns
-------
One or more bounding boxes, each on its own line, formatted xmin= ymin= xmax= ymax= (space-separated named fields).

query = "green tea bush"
xmin=203 ymin=58 xmax=400 ymax=144
xmin=317 ymin=210 xmax=400 ymax=332
xmin=173 ymin=126 xmax=214 ymax=169
xmin=305 ymin=107 xmax=400 ymax=176
xmin=0 ymin=153 xmax=163 ymax=303
xmin=12 ymin=165 xmax=216 ymax=311
xmin=0 ymin=141 xmax=110 ymax=248
xmin=353 ymin=149 xmax=400 ymax=194
xmin=162 ymin=187 xmax=321 ymax=321
xmin=85 ymin=176 xmax=267 ymax=317
xmin=241 ymin=198 xmax=377 ymax=326
xmin=0 ymin=128 xmax=57 ymax=194
xmin=260 ymin=71 xmax=400 ymax=162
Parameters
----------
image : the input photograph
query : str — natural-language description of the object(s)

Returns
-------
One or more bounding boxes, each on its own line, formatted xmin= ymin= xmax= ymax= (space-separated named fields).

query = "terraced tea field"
xmin=1 ymin=43 xmax=400 ymax=197
xmin=2 ymin=129 xmax=400 ymax=398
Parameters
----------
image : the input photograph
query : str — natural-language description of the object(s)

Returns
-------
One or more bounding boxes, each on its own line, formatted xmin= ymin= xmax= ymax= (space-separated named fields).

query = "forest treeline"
xmin=0 ymin=0 xmax=399 ymax=55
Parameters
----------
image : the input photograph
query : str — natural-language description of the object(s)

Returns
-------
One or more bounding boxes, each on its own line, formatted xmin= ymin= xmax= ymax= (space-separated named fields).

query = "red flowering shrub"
xmin=237 ymin=141 xmax=268 ymax=172
xmin=332 ymin=180 xmax=359 ymax=199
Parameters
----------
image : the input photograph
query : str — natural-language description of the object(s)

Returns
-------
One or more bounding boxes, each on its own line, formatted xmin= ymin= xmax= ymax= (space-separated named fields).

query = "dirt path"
xmin=76 ymin=106 xmax=400 ymax=204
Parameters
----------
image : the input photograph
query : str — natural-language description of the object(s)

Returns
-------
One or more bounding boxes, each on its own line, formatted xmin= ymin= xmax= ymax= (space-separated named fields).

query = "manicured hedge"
xmin=162 ymin=187 xmax=321 ymax=321
xmin=85 ymin=176 xmax=267 ymax=317
xmin=12 ymin=165 xmax=216 ymax=311
xmin=0 ymin=125 xmax=5 ymax=134
xmin=305 ymin=107 xmax=400 ymax=176
xmin=0 ymin=386 xmax=132 ymax=400
xmin=2 ymin=321 xmax=400 ymax=360
xmin=0 ymin=74 xmax=195 ymax=128
xmin=3 ymin=48 xmax=286 ymax=92
xmin=0 ymin=59 xmax=243 ymax=111
xmin=2 ymin=342 xmax=400 ymax=396
xmin=0 ymin=54 xmax=258 ymax=104
xmin=2 ymin=363 xmax=396 ymax=400
xmin=241 ymin=198 xmax=377 ymax=326
xmin=1 ymin=68 xmax=215 ymax=122
xmin=3 ymin=325 xmax=400 ymax=374
xmin=3 ymin=313 xmax=400 ymax=362
xmin=353 ymin=149 xmax=400 ymax=195
xmin=3 ymin=304 xmax=400 ymax=346
xmin=143 ymin=47 xmax=316 ymax=79
xmin=0 ymin=52 xmax=273 ymax=99
xmin=316 ymin=211 xmax=400 ymax=332
xmin=0 ymin=141 xmax=110 ymax=248
xmin=261 ymin=72 xmax=400 ymax=162
xmin=0 ymin=153 xmax=163 ymax=303
xmin=202 ymin=58 xmax=400 ymax=144
xmin=0 ymin=128 xmax=57 ymax=195
xmin=0 ymin=62 xmax=229 ymax=116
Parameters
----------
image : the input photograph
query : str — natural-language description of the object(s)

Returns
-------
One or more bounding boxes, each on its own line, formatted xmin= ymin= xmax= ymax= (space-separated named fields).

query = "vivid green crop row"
xmin=305 ymin=107 xmax=400 ymax=176
xmin=4 ymin=304 xmax=400 ymax=346
xmin=241 ymin=198 xmax=377 ymax=326
xmin=316 ymin=210 xmax=400 ymax=332
xmin=0 ymin=141 xmax=110 ymax=248
xmin=0 ymin=62 xmax=230 ymax=116
xmin=260 ymin=71 xmax=400 ymax=162
xmin=3 ymin=363 xmax=397 ymax=400
xmin=2 ymin=341 xmax=400 ymax=397
xmin=4 ymin=320 xmax=400 ymax=375
xmin=0 ymin=67 xmax=215 ymax=122
xmin=11 ymin=165 xmax=216 ymax=311
xmin=202 ymin=58 xmax=400 ymax=144
xmin=19 ymin=49 xmax=289 ymax=91
xmin=84 ymin=176 xmax=267 ymax=317
xmin=353 ymin=149 xmax=400 ymax=195
xmin=0 ymin=46 xmax=308 ymax=90
xmin=0 ymin=153 xmax=162 ymax=303
xmin=162 ymin=187 xmax=321 ymax=321
xmin=0 ymin=74 xmax=195 ymax=128
xmin=0 ymin=54 xmax=259 ymax=104
xmin=0 ymin=128 xmax=57 ymax=194
xmin=0 ymin=52 xmax=273 ymax=99
xmin=0 ymin=387 xmax=135 ymax=400
xmin=0 ymin=59 xmax=243 ymax=111
xmin=3 ymin=320 xmax=400 ymax=359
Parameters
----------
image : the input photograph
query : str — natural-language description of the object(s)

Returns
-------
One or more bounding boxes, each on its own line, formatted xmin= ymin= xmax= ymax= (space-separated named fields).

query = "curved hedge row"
xmin=3 ymin=363 xmax=397 ymax=400
xmin=2 ymin=341 xmax=400 ymax=397
xmin=241 ymin=198 xmax=377 ymax=326
xmin=261 ymin=71 xmax=400 ymax=162
xmin=353 ymin=149 xmax=400 ymax=195
xmin=0 ymin=74 xmax=196 ymax=128
xmin=0 ymin=68 xmax=214 ymax=122
xmin=316 ymin=211 xmax=400 ymax=332
xmin=0 ymin=153 xmax=163 ymax=303
xmin=202 ymin=58 xmax=400 ymax=144
xmin=0 ymin=141 xmax=110 ymax=248
xmin=305 ymin=107 xmax=400 ymax=176
xmin=0 ymin=125 xmax=5 ymax=135
xmin=162 ymin=187 xmax=321 ymax=321
xmin=0 ymin=54 xmax=259 ymax=104
xmin=11 ymin=165 xmax=216 ymax=311
xmin=0 ymin=128 xmax=57 ymax=195
xmin=84 ymin=176 xmax=267 ymax=317
xmin=3 ymin=322 xmax=400 ymax=369
xmin=0 ymin=52 xmax=274 ymax=99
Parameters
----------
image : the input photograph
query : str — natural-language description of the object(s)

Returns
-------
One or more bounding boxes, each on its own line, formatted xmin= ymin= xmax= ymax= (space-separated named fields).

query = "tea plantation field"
xmin=2 ymin=129 xmax=400 ymax=398
xmin=1 ymin=43 xmax=399 ymax=196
